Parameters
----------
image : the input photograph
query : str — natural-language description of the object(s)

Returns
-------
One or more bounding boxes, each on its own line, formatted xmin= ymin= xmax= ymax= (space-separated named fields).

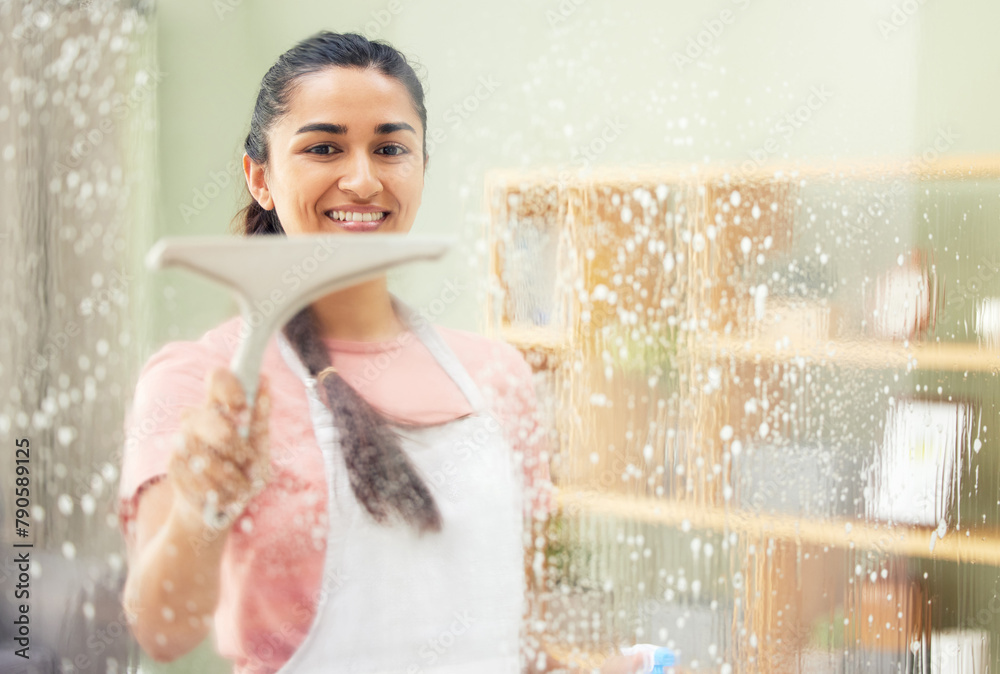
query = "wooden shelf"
xmin=557 ymin=490 xmax=1000 ymax=567
xmin=501 ymin=327 xmax=1000 ymax=373
xmin=695 ymin=336 xmax=1000 ymax=373
xmin=500 ymin=325 xmax=571 ymax=353
xmin=486 ymin=154 xmax=1000 ymax=189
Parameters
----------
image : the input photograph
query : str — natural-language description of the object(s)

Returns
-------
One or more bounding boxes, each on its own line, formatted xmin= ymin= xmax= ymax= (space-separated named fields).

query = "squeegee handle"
xmin=229 ymin=313 xmax=280 ymax=439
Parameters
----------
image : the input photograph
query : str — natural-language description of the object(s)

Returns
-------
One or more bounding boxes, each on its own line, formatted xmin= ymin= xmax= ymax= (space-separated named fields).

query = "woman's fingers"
xmin=169 ymin=438 xmax=256 ymax=523
xmin=170 ymin=432 xmax=246 ymax=497
xmin=185 ymin=371 xmax=271 ymax=466
xmin=181 ymin=405 xmax=238 ymax=452
xmin=206 ymin=366 xmax=247 ymax=422
xmin=168 ymin=370 xmax=274 ymax=526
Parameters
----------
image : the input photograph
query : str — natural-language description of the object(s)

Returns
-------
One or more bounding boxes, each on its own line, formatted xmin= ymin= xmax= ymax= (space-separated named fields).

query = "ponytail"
xmin=282 ymin=308 xmax=443 ymax=533
xmin=238 ymin=200 xmax=284 ymax=236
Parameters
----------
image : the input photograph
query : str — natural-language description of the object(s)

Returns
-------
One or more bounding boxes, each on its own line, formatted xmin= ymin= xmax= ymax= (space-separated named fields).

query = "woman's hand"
xmin=124 ymin=368 xmax=273 ymax=661
xmin=168 ymin=367 xmax=272 ymax=531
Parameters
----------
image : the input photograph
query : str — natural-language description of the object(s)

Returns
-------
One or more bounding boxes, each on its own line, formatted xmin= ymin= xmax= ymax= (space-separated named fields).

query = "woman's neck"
xmin=310 ymin=277 xmax=405 ymax=342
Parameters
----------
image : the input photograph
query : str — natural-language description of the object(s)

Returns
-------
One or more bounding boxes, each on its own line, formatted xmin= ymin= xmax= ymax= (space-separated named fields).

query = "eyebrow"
xmin=295 ymin=122 xmax=417 ymax=136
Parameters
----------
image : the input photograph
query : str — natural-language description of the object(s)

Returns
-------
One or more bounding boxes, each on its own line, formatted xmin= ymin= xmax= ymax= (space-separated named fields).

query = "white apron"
xmin=273 ymin=299 xmax=524 ymax=674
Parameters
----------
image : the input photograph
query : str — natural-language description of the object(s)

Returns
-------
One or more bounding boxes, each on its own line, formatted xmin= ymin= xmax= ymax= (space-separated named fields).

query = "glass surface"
xmin=3 ymin=0 xmax=999 ymax=672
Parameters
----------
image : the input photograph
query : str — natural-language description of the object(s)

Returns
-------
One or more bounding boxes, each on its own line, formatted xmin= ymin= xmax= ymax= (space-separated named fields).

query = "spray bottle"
xmin=619 ymin=644 xmax=677 ymax=674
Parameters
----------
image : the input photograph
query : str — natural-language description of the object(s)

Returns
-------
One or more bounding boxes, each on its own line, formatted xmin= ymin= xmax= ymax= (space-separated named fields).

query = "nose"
xmin=338 ymin=150 xmax=383 ymax=200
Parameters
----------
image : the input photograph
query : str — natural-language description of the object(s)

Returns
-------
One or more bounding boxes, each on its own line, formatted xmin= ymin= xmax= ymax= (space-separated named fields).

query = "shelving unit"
xmin=487 ymin=157 xmax=1000 ymax=672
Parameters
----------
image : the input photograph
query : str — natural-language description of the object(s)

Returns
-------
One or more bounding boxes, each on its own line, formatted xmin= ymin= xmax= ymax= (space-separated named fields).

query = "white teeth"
xmin=330 ymin=210 xmax=386 ymax=222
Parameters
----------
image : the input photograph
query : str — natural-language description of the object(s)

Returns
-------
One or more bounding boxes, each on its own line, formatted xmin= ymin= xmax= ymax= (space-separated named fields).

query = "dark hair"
xmin=241 ymin=31 xmax=440 ymax=534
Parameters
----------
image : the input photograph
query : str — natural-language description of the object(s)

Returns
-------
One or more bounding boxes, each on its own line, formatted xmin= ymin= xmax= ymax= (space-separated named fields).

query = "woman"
xmin=119 ymin=31 xmax=642 ymax=674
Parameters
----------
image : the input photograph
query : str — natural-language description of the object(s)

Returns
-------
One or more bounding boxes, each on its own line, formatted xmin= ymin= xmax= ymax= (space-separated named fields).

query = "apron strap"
xmin=391 ymin=295 xmax=488 ymax=413
xmin=276 ymin=331 xmax=315 ymax=387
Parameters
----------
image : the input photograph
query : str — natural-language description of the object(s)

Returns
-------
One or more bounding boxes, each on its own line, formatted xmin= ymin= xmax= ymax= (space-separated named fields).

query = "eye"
xmin=376 ymin=143 xmax=409 ymax=157
xmin=306 ymin=144 xmax=337 ymax=155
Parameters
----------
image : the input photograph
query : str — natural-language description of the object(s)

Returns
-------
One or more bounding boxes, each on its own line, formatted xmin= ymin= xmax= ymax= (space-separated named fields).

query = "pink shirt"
xmin=118 ymin=316 xmax=551 ymax=673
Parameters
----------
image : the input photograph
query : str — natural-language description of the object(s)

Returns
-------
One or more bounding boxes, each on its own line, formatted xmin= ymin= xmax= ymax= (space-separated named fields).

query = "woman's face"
xmin=244 ymin=66 xmax=425 ymax=236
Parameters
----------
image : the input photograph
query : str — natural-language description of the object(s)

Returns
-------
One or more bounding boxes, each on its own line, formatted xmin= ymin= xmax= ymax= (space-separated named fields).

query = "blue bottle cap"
xmin=653 ymin=647 xmax=676 ymax=668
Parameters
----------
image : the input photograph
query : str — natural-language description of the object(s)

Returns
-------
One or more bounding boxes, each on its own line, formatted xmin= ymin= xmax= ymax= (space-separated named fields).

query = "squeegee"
xmin=146 ymin=234 xmax=451 ymax=414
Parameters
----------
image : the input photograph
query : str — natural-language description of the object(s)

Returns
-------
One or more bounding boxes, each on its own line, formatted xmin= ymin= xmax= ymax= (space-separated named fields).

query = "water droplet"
xmin=57 ymin=426 xmax=75 ymax=446
xmin=80 ymin=494 xmax=96 ymax=516
xmin=58 ymin=494 xmax=74 ymax=516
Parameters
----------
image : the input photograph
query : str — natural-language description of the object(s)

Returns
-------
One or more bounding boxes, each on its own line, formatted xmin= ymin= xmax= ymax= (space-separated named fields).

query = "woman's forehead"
xmin=280 ymin=67 xmax=419 ymax=128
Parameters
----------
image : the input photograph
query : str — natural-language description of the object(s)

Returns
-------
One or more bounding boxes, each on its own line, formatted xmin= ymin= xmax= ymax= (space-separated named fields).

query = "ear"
xmin=243 ymin=153 xmax=274 ymax=210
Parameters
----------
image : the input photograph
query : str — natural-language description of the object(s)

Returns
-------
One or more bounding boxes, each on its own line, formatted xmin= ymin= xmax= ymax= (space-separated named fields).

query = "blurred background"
xmin=2 ymin=0 xmax=1000 ymax=671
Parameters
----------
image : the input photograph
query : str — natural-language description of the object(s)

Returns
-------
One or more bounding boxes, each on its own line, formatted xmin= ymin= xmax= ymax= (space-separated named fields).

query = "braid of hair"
xmin=282 ymin=307 xmax=443 ymax=534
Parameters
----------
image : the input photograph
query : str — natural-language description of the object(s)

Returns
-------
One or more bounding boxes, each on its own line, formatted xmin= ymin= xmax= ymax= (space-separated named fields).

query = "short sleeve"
xmin=479 ymin=342 xmax=555 ymax=522
xmin=116 ymin=339 xmax=221 ymax=535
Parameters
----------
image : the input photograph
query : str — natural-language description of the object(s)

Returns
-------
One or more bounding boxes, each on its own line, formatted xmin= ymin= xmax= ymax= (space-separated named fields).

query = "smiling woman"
xmin=243 ymin=67 xmax=426 ymax=239
xmin=116 ymin=31 xmax=640 ymax=674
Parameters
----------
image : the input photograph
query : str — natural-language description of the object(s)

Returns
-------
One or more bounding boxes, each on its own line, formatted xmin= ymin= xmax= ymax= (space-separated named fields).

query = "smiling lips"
xmin=326 ymin=209 xmax=389 ymax=232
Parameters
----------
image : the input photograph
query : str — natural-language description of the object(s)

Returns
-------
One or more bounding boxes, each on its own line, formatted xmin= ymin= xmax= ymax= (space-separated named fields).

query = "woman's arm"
xmin=122 ymin=480 xmax=228 ymax=660
xmin=122 ymin=368 xmax=271 ymax=662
